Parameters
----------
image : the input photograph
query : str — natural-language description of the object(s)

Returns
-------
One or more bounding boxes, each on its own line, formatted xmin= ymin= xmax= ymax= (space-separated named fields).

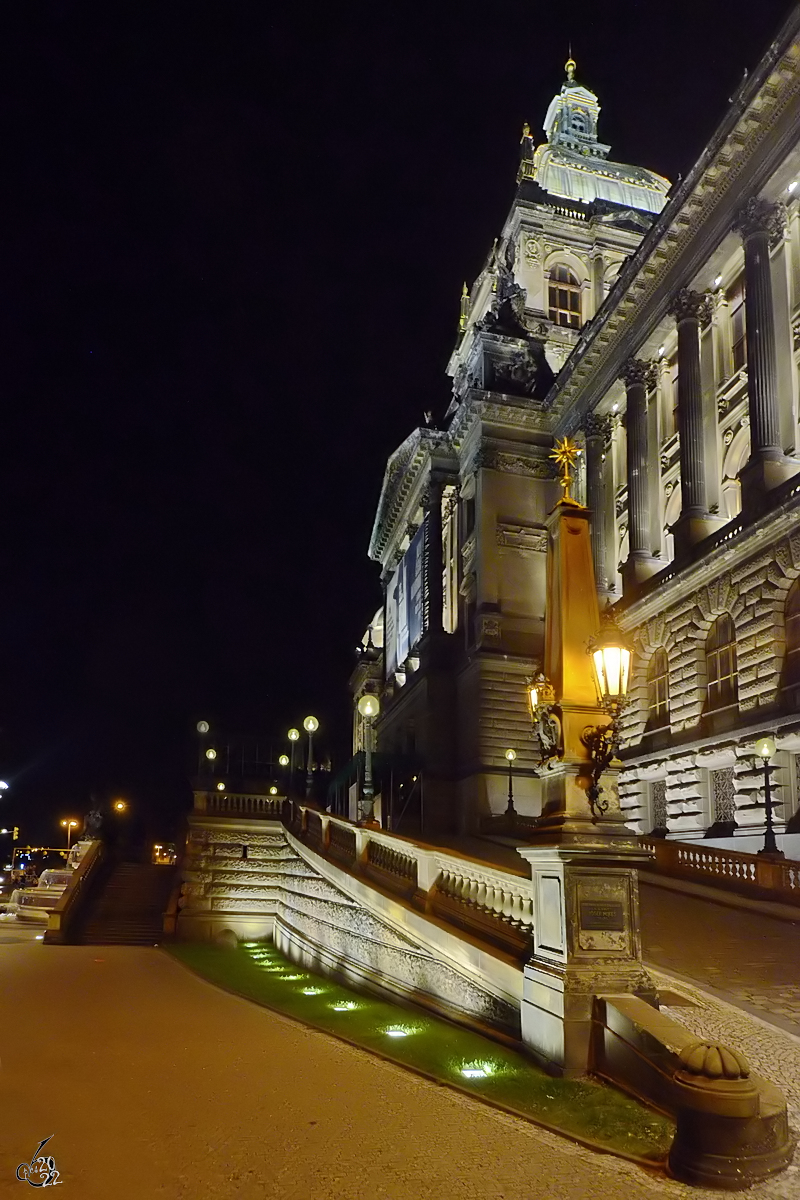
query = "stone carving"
xmin=677 ymin=1041 xmax=750 ymax=1080
xmin=496 ymin=523 xmax=548 ymax=553
xmin=620 ymin=357 xmax=658 ymax=390
xmin=491 ymin=341 xmax=555 ymax=400
xmin=670 ymin=288 xmax=713 ymax=326
xmin=581 ymin=412 xmax=614 ymax=440
xmin=480 ymin=450 xmax=555 ymax=479
xmin=736 ymin=196 xmax=786 ymax=246
xmin=524 ymin=235 xmax=541 ymax=264
xmin=478 ymin=615 xmax=502 ymax=641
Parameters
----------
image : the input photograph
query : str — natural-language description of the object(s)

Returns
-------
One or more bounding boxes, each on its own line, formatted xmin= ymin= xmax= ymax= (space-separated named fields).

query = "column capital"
xmin=736 ymin=196 xmax=786 ymax=245
xmin=581 ymin=411 xmax=614 ymax=439
xmin=670 ymin=288 xmax=713 ymax=326
xmin=619 ymin=358 xmax=658 ymax=390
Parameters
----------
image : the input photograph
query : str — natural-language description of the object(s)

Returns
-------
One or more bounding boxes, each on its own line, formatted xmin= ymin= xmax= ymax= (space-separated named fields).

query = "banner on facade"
xmin=384 ymin=523 xmax=426 ymax=679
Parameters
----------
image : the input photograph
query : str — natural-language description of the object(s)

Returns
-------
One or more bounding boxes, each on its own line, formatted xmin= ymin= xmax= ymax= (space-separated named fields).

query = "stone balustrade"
xmin=204 ymin=793 xmax=283 ymax=819
xmin=641 ymin=836 xmax=800 ymax=905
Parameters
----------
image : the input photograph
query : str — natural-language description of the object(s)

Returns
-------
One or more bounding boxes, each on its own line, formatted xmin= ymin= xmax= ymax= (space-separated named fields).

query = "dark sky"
xmin=0 ymin=0 xmax=793 ymax=842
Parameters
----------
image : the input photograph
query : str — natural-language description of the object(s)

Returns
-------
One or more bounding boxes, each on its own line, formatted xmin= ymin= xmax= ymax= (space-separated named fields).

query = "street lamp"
xmin=357 ymin=694 xmax=380 ymax=822
xmin=582 ymin=609 xmax=634 ymax=818
xmin=527 ymin=671 xmax=562 ymax=768
xmin=113 ymin=800 xmax=127 ymax=813
xmin=278 ymin=754 xmax=289 ymax=767
xmin=505 ymin=749 xmax=517 ymax=819
xmin=755 ymin=736 xmax=784 ymax=859
xmin=288 ymin=728 xmax=300 ymax=791
xmin=60 ymin=819 xmax=79 ymax=849
xmin=303 ymin=716 xmax=319 ymax=797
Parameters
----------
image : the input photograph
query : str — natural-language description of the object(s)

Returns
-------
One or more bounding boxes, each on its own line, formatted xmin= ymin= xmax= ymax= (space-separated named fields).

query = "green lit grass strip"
xmin=166 ymin=941 xmax=673 ymax=1165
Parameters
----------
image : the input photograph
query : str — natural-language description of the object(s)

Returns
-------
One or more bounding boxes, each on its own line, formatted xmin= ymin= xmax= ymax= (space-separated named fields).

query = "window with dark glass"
xmin=548 ymin=265 xmax=581 ymax=329
xmin=706 ymin=614 xmax=738 ymax=710
xmin=783 ymin=579 xmax=800 ymax=689
xmin=728 ymin=277 xmax=746 ymax=373
xmin=646 ymin=648 xmax=670 ymax=728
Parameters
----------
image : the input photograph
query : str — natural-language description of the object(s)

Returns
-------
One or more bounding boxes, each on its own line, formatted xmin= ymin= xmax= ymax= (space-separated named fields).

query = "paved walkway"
xmin=2 ymin=941 xmax=798 ymax=1200
xmin=640 ymin=881 xmax=800 ymax=1035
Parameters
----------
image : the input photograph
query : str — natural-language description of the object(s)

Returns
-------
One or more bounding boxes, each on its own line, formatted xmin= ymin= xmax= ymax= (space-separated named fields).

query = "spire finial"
xmin=550 ymin=437 xmax=580 ymax=502
xmin=565 ymin=47 xmax=576 ymax=83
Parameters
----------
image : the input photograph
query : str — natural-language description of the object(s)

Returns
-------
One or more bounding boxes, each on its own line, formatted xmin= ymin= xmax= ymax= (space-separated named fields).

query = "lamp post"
xmin=357 ymin=694 xmax=380 ymax=822
xmin=196 ymin=720 xmax=210 ymax=774
xmin=303 ymin=716 xmax=319 ymax=797
xmin=60 ymin=819 xmax=79 ymax=849
xmin=505 ymin=749 xmax=517 ymax=819
xmin=755 ymin=736 xmax=784 ymax=859
xmin=288 ymin=728 xmax=300 ymax=792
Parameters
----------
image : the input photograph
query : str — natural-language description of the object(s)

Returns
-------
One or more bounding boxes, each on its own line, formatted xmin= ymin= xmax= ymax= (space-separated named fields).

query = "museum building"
xmin=357 ymin=11 xmax=800 ymax=848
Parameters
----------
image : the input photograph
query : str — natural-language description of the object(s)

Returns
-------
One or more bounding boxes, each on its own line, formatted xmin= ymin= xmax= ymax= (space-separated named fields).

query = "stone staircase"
xmin=78 ymin=861 xmax=176 ymax=945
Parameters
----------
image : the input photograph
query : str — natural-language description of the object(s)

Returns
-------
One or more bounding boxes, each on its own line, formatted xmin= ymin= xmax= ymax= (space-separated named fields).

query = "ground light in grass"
xmin=301 ymin=987 xmax=325 ymax=996
xmin=167 ymin=941 xmax=675 ymax=1165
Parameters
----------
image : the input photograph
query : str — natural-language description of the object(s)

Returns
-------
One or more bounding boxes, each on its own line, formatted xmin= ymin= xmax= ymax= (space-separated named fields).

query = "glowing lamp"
xmin=196 ymin=720 xmax=210 ymax=734
xmin=588 ymin=613 xmax=633 ymax=707
xmin=505 ymin=748 xmax=516 ymax=763
xmin=288 ymin=728 xmax=300 ymax=742
xmin=278 ymin=754 xmax=289 ymax=767
xmin=755 ymin=736 xmax=777 ymax=762
xmin=303 ymin=716 xmax=319 ymax=733
xmin=527 ymin=673 xmax=554 ymax=714
xmin=216 ymin=782 xmax=226 ymax=791
xmin=205 ymin=748 xmax=217 ymax=761
xmin=269 ymin=786 xmax=278 ymax=795
xmin=357 ymin=694 xmax=380 ymax=720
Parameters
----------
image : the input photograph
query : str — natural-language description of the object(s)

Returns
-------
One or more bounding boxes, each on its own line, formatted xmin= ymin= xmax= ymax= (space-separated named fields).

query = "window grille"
xmin=706 ymin=614 xmax=738 ymax=710
xmin=548 ymin=265 xmax=581 ymax=329
xmin=711 ymin=767 xmax=736 ymax=823
xmin=651 ymin=779 xmax=667 ymax=830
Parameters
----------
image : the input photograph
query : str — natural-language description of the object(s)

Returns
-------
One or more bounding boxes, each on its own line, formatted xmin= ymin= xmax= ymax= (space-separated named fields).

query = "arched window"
xmin=548 ymin=265 xmax=582 ymax=329
xmin=706 ymin=614 xmax=738 ymax=711
xmin=647 ymin=649 xmax=670 ymax=729
xmin=783 ymin=579 xmax=800 ymax=689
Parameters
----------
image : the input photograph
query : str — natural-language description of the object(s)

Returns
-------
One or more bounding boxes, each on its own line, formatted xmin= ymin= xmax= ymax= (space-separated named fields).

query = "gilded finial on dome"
xmin=565 ymin=55 xmax=576 ymax=83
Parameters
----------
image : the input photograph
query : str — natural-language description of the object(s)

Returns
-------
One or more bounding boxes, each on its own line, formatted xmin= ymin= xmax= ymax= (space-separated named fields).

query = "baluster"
xmin=510 ymin=893 xmax=524 ymax=928
xmin=456 ymin=875 xmax=470 ymax=903
xmin=502 ymin=890 xmax=515 ymax=923
xmin=492 ymin=887 xmax=505 ymax=917
xmin=475 ymin=880 xmax=487 ymax=910
xmin=520 ymin=896 xmax=534 ymax=929
xmin=466 ymin=879 xmax=480 ymax=906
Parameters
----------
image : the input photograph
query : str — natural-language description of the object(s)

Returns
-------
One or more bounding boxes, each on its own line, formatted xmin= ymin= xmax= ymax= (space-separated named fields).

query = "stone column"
xmin=424 ymin=478 xmax=444 ymax=635
xmin=736 ymin=198 xmax=795 ymax=501
xmin=620 ymin=359 xmax=660 ymax=589
xmin=590 ymin=250 xmax=605 ymax=316
xmin=669 ymin=289 xmax=725 ymax=552
xmin=581 ymin=413 xmax=611 ymax=592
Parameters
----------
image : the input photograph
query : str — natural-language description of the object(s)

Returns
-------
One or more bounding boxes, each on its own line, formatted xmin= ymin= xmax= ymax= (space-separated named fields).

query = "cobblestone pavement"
xmin=640 ymin=881 xmax=800 ymax=1034
xmin=0 ymin=940 xmax=797 ymax=1200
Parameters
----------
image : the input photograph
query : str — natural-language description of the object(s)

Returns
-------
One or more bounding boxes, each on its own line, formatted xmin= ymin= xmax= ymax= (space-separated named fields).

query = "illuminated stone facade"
xmin=364 ymin=60 xmax=669 ymax=833
xmin=364 ymin=14 xmax=800 ymax=846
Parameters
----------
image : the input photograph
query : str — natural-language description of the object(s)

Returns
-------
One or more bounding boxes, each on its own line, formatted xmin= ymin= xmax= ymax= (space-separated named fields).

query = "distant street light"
xmin=357 ymin=694 xmax=380 ymax=822
xmin=113 ymin=800 xmax=127 ymax=813
xmin=505 ymin=749 xmax=517 ymax=819
xmin=206 ymin=748 xmax=217 ymax=761
xmin=303 ymin=717 xmax=319 ymax=797
xmin=287 ymin=729 xmax=300 ymax=792
xmin=196 ymin=720 xmax=210 ymax=734
xmin=60 ymin=819 xmax=79 ymax=849
xmin=0 ymin=781 xmax=9 ymax=791
xmin=216 ymin=782 xmax=226 ymax=792
xmin=755 ymin=736 xmax=784 ymax=859
xmin=278 ymin=754 xmax=289 ymax=767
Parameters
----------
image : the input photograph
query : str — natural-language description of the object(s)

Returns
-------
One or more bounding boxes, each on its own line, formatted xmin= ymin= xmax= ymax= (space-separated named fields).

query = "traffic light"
xmin=12 ymin=827 xmax=19 ymax=841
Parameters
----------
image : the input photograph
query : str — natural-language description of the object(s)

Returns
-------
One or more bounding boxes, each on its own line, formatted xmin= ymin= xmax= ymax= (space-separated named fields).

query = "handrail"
xmin=640 ymin=836 xmax=800 ymax=906
xmin=286 ymin=801 xmax=534 ymax=959
xmin=43 ymin=840 xmax=106 ymax=944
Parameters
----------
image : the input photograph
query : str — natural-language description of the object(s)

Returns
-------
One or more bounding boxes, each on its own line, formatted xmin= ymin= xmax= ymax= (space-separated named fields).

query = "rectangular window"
xmin=728 ymin=277 xmax=746 ymax=373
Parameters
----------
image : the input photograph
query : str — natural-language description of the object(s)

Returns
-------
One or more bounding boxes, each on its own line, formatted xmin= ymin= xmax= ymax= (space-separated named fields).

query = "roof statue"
xmin=525 ymin=56 xmax=670 ymax=214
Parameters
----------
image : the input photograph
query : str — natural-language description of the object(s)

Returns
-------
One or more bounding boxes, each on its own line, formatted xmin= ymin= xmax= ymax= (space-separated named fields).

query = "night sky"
xmin=0 ymin=1 xmax=793 ymax=844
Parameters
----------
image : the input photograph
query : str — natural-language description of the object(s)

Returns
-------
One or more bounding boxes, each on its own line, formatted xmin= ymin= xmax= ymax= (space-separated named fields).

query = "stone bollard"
xmin=668 ymin=1040 xmax=794 ymax=1190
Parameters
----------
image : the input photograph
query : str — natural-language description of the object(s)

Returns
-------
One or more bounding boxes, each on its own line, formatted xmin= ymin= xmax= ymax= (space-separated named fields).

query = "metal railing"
xmin=640 ymin=836 xmax=800 ymax=906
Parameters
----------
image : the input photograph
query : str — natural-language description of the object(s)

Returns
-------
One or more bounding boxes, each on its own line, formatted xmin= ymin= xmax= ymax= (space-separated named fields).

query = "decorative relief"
xmin=670 ymin=287 xmax=714 ymax=326
xmin=478 ymin=449 xmax=555 ymax=478
xmin=524 ymin=235 xmax=541 ymax=265
xmin=736 ymin=196 xmax=786 ymax=246
xmin=581 ymin=412 xmax=614 ymax=441
xmin=496 ymin=523 xmax=548 ymax=553
xmin=478 ymin=614 xmax=502 ymax=641
xmin=619 ymin=357 xmax=658 ymax=390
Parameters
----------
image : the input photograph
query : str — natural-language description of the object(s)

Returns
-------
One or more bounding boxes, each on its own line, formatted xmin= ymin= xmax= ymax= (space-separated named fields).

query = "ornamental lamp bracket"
xmin=527 ymin=671 xmax=563 ymax=770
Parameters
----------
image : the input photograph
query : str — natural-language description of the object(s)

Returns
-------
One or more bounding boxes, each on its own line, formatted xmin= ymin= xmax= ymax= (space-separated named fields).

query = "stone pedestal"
xmin=517 ymin=843 xmax=655 ymax=1076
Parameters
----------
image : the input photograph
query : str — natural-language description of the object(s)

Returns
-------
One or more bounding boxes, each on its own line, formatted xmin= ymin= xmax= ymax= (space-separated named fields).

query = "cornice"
xmin=368 ymin=428 xmax=457 ymax=564
xmin=548 ymin=20 xmax=800 ymax=436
